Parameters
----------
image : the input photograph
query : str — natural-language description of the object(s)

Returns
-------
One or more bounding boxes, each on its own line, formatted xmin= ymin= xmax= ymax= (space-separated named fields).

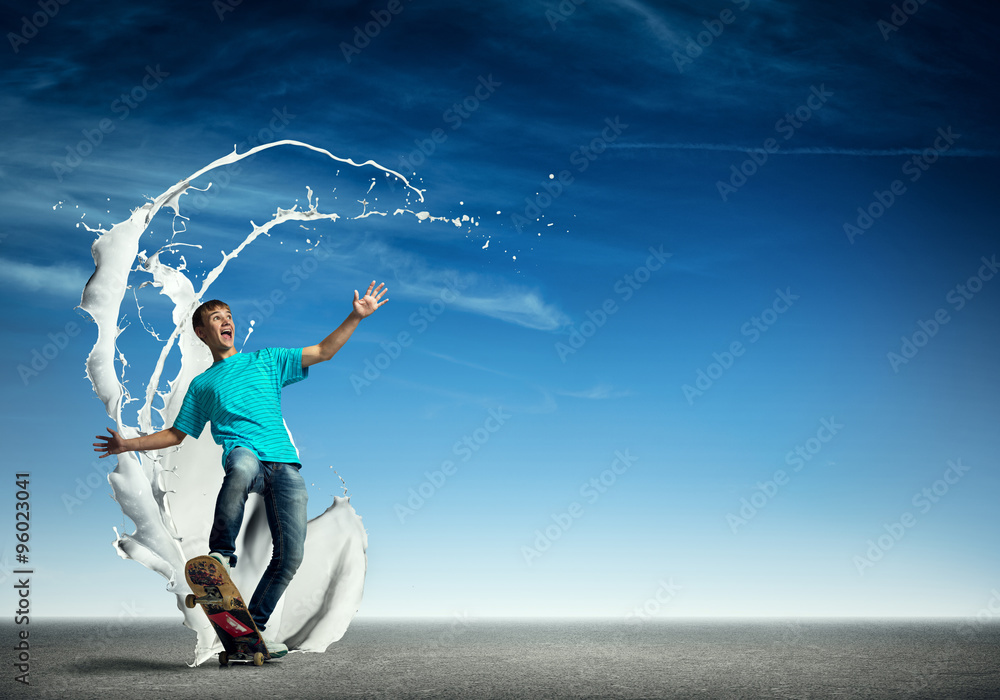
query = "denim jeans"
xmin=209 ymin=447 xmax=308 ymax=631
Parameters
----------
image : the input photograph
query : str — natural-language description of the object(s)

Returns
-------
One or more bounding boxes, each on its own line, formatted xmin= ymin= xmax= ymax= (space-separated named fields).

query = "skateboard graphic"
xmin=185 ymin=555 xmax=271 ymax=666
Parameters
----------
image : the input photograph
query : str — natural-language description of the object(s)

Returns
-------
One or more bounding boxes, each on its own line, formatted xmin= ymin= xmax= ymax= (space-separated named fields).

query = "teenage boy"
xmin=95 ymin=281 xmax=388 ymax=656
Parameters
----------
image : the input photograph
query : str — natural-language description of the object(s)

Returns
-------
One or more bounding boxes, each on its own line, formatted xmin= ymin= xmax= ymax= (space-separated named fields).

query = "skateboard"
xmin=185 ymin=555 xmax=271 ymax=666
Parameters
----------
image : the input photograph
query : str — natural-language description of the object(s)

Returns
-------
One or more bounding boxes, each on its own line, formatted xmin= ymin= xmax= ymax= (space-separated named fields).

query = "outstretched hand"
xmin=93 ymin=427 xmax=126 ymax=459
xmin=353 ymin=280 xmax=388 ymax=319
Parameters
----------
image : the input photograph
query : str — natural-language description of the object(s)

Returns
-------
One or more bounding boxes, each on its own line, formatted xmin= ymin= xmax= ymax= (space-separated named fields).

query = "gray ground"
xmin=3 ymin=618 xmax=999 ymax=699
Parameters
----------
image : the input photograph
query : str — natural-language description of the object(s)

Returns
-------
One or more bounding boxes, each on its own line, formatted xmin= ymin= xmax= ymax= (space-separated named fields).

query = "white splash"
xmin=392 ymin=208 xmax=477 ymax=228
xmin=78 ymin=140 xmax=441 ymax=665
xmin=241 ymin=319 xmax=255 ymax=351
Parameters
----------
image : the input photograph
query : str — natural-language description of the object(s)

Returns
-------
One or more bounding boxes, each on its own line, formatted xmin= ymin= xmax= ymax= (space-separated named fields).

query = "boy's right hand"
xmin=94 ymin=427 xmax=127 ymax=458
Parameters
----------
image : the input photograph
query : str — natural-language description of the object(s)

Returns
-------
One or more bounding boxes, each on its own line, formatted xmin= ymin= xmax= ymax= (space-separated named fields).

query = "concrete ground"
xmin=3 ymin=618 xmax=999 ymax=699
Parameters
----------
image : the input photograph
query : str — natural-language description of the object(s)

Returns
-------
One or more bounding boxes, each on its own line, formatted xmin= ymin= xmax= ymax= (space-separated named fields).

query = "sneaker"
xmin=261 ymin=633 xmax=288 ymax=658
xmin=208 ymin=551 xmax=231 ymax=575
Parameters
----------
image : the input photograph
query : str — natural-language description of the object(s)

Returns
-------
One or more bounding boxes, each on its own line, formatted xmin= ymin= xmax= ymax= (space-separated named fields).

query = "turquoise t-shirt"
xmin=173 ymin=347 xmax=309 ymax=466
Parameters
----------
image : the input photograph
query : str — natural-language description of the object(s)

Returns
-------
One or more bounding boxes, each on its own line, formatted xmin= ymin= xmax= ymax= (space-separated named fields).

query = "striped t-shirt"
xmin=173 ymin=347 xmax=309 ymax=466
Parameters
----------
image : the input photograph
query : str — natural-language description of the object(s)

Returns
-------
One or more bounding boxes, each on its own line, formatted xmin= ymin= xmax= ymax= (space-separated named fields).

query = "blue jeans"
xmin=209 ymin=447 xmax=308 ymax=631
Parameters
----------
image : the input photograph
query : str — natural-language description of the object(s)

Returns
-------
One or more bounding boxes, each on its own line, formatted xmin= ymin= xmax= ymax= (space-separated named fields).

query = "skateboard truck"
xmin=185 ymin=585 xmax=235 ymax=611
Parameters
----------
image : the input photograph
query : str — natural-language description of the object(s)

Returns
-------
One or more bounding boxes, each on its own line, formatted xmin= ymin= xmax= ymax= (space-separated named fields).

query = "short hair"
xmin=192 ymin=300 xmax=230 ymax=331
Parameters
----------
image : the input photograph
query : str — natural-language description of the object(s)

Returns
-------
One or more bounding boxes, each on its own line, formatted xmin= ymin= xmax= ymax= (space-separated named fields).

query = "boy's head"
xmin=192 ymin=300 xmax=231 ymax=342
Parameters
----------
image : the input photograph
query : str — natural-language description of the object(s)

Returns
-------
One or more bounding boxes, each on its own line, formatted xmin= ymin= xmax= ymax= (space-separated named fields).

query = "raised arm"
xmin=93 ymin=426 xmax=187 ymax=458
xmin=302 ymin=281 xmax=388 ymax=368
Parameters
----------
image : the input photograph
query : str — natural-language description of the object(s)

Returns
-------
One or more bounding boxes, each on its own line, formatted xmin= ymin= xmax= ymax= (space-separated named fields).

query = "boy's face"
xmin=196 ymin=306 xmax=235 ymax=351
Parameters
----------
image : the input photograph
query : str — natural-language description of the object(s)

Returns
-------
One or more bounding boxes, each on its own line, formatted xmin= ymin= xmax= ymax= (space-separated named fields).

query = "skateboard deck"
xmin=185 ymin=555 xmax=271 ymax=666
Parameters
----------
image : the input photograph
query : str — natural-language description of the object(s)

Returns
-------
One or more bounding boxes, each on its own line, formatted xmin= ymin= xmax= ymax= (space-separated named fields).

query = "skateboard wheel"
xmin=222 ymin=595 xmax=235 ymax=610
xmin=253 ymin=652 xmax=264 ymax=666
xmin=185 ymin=594 xmax=196 ymax=609
xmin=219 ymin=651 xmax=229 ymax=666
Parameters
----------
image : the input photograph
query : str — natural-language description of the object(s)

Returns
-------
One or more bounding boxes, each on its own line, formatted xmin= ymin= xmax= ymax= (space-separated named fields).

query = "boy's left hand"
xmin=353 ymin=280 xmax=388 ymax=318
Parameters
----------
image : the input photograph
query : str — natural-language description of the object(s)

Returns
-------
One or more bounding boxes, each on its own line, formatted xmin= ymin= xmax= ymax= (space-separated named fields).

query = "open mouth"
xmin=221 ymin=329 xmax=233 ymax=341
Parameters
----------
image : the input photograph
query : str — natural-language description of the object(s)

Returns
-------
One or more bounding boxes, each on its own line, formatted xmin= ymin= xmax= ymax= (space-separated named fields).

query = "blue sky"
xmin=2 ymin=0 xmax=998 ymax=619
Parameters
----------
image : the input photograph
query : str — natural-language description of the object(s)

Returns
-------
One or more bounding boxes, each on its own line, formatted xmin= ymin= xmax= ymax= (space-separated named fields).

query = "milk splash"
xmin=79 ymin=140 xmax=458 ymax=665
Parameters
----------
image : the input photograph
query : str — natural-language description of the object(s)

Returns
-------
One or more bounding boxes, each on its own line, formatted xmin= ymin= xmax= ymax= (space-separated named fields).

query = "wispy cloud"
xmin=421 ymin=350 xmax=511 ymax=378
xmin=608 ymin=0 xmax=684 ymax=46
xmin=369 ymin=242 xmax=569 ymax=331
xmin=409 ymin=350 xmax=559 ymax=414
xmin=556 ymin=384 xmax=632 ymax=400
xmin=609 ymin=143 xmax=1000 ymax=157
xmin=0 ymin=258 xmax=91 ymax=298
xmin=451 ymin=290 xmax=568 ymax=331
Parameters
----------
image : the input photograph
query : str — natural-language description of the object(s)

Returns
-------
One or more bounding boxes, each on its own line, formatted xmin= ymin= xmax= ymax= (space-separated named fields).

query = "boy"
xmin=94 ymin=281 xmax=388 ymax=657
